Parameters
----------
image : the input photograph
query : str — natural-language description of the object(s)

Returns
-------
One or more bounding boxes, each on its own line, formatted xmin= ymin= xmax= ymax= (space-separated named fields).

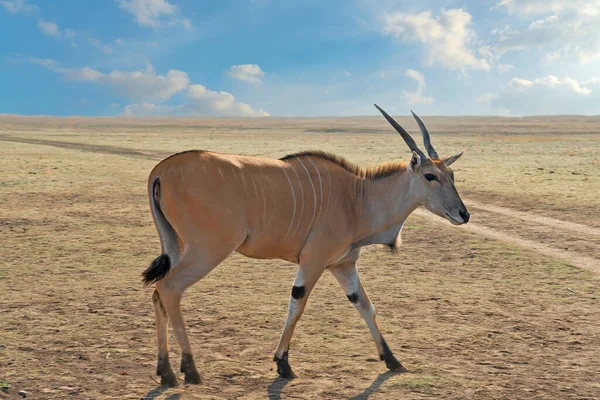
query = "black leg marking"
xmin=380 ymin=339 xmax=407 ymax=372
xmin=291 ymin=285 xmax=305 ymax=299
xmin=346 ymin=293 xmax=359 ymax=303
xmin=181 ymin=353 xmax=202 ymax=384
xmin=273 ymin=351 xmax=297 ymax=379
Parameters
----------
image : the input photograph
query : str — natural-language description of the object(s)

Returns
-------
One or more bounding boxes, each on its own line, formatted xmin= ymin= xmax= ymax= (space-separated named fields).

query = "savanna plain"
xmin=0 ymin=115 xmax=599 ymax=400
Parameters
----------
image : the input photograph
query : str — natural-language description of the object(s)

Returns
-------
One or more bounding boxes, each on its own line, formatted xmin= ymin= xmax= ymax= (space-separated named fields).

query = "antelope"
xmin=143 ymin=105 xmax=470 ymax=386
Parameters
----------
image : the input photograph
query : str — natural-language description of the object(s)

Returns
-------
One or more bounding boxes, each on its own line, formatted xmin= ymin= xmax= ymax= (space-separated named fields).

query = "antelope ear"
xmin=444 ymin=151 xmax=464 ymax=166
xmin=408 ymin=151 xmax=422 ymax=172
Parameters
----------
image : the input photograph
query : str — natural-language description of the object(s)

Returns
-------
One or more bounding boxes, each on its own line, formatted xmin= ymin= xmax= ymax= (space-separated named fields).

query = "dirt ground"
xmin=0 ymin=116 xmax=599 ymax=399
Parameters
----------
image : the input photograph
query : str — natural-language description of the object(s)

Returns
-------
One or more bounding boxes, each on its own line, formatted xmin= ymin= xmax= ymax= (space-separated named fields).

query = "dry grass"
xmin=1 ymin=116 xmax=599 ymax=399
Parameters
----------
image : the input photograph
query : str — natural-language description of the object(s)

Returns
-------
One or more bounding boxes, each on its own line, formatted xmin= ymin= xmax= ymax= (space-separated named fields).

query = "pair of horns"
xmin=374 ymin=104 xmax=439 ymax=160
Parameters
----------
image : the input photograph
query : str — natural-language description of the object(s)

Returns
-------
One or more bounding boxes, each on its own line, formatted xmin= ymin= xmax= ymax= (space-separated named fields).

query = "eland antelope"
xmin=143 ymin=105 xmax=470 ymax=386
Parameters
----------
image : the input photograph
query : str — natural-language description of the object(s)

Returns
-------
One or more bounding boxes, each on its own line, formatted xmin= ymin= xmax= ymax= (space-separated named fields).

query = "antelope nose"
xmin=459 ymin=209 xmax=470 ymax=223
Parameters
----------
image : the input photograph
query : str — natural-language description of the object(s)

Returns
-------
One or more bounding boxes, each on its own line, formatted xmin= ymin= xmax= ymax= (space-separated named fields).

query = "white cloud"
xmin=89 ymin=38 xmax=113 ymax=54
xmin=481 ymin=75 xmax=600 ymax=115
xmin=66 ymin=65 xmax=190 ymax=100
xmin=344 ymin=69 xmax=352 ymax=77
xmin=405 ymin=69 xmax=425 ymax=86
xmin=494 ymin=0 xmax=600 ymax=15
xmin=36 ymin=20 xmax=112 ymax=53
xmin=123 ymin=103 xmax=178 ymax=116
xmin=493 ymin=14 xmax=600 ymax=62
xmin=582 ymin=77 xmax=600 ymax=85
xmin=403 ymin=91 xmax=434 ymax=105
xmin=476 ymin=92 xmax=495 ymax=105
xmin=0 ymin=0 xmax=38 ymax=14
xmin=122 ymin=86 xmax=270 ymax=117
xmin=31 ymin=58 xmax=268 ymax=117
xmin=402 ymin=69 xmax=434 ymax=105
xmin=496 ymin=63 xmax=515 ymax=72
xmin=37 ymin=20 xmax=58 ymax=37
xmin=180 ymin=18 xmax=192 ymax=31
xmin=28 ymin=57 xmax=58 ymax=69
xmin=492 ymin=1 xmax=600 ymax=62
xmin=37 ymin=20 xmax=73 ymax=38
xmin=33 ymin=60 xmax=190 ymax=100
xmin=383 ymin=8 xmax=490 ymax=72
xmin=185 ymin=84 xmax=269 ymax=116
xmin=227 ymin=64 xmax=265 ymax=85
xmin=118 ymin=0 xmax=191 ymax=29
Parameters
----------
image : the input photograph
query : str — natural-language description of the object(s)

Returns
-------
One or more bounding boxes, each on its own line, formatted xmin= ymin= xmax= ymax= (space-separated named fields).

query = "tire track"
xmin=465 ymin=199 xmax=600 ymax=237
xmin=0 ymin=135 xmax=288 ymax=160
xmin=0 ymin=135 xmax=169 ymax=160
xmin=414 ymin=209 xmax=600 ymax=276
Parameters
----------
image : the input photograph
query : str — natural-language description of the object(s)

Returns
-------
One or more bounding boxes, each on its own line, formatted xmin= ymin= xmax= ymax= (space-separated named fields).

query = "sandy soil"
xmin=1 ymin=117 xmax=599 ymax=399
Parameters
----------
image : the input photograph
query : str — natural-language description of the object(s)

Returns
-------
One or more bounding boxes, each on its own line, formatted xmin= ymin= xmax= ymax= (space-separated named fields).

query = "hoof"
xmin=157 ymin=357 xmax=179 ymax=387
xmin=384 ymin=355 xmax=400 ymax=369
xmin=274 ymin=351 xmax=297 ymax=379
xmin=278 ymin=368 xmax=297 ymax=379
xmin=184 ymin=370 xmax=202 ymax=384
xmin=181 ymin=353 xmax=202 ymax=384
xmin=382 ymin=354 xmax=408 ymax=372
xmin=388 ymin=362 xmax=409 ymax=373
xmin=380 ymin=339 xmax=407 ymax=372
xmin=160 ymin=371 xmax=180 ymax=387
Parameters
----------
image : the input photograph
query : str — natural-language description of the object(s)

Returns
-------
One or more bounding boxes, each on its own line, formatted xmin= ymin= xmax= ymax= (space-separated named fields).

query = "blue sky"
xmin=1 ymin=0 xmax=600 ymax=116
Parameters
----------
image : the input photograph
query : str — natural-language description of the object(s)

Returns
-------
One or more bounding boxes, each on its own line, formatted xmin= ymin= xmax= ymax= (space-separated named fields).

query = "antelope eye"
xmin=424 ymin=173 xmax=437 ymax=182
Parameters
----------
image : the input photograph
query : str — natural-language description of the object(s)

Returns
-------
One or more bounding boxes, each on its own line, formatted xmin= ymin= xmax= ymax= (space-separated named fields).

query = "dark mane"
xmin=280 ymin=150 xmax=407 ymax=180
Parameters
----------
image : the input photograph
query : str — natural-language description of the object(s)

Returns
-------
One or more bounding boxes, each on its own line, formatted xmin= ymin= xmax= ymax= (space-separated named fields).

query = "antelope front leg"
xmin=273 ymin=263 xmax=324 ymax=378
xmin=329 ymin=262 xmax=407 ymax=372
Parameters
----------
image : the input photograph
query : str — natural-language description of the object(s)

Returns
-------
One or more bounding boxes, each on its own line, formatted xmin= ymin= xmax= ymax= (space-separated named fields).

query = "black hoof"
xmin=274 ymin=351 xmax=297 ymax=379
xmin=157 ymin=357 xmax=179 ymax=387
xmin=184 ymin=370 xmax=202 ymax=385
xmin=380 ymin=339 xmax=408 ymax=372
xmin=160 ymin=370 xmax=180 ymax=387
xmin=384 ymin=356 xmax=408 ymax=372
xmin=278 ymin=368 xmax=297 ymax=379
xmin=181 ymin=353 xmax=202 ymax=384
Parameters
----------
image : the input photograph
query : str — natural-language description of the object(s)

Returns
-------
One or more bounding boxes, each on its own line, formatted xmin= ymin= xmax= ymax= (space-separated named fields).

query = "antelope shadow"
xmin=142 ymin=385 xmax=181 ymax=400
xmin=266 ymin=370 xmax=400 ymax=400
xmin=349 ymin=370 xmax=400 ymax=400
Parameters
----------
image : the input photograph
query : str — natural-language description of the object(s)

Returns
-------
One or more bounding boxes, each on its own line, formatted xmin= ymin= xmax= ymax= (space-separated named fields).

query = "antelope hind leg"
xmin=152 ymin=289 xmax=179 ymax=387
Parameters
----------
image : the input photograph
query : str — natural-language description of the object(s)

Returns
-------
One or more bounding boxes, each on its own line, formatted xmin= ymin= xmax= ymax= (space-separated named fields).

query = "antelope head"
xmin=374 ymin=104 xmax=470 ymax=225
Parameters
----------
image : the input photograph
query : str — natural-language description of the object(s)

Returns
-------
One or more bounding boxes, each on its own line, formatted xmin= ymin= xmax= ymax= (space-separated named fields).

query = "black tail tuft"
xmin=142 ymin=254 xmax=171 ymax=286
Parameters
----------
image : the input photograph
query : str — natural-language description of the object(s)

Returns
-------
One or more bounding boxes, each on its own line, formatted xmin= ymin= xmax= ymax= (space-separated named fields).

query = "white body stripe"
xmin=259 ymin=177 xmax=267 ymax=221
xmin=322 ymin=166 xmax=332 ymax=219
xmin=248 ymin=173 xmax=259 ymax=204
xmin=239 ymin=169 xmax=247 ymax=189
xmin=264 ymin=175 xmax=275 ymax=227
xmin=280 ymin=165 xmax=296 ymax=238
xmin=306 ymin=157 xmax=323 ymax=224
xmin=288 ymin=163 xmax=305 ymax=235
xmin=297 ymin=158 xmax=317 ymax=231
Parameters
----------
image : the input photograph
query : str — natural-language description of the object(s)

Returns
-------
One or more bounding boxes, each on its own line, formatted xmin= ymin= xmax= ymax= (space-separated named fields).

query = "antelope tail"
xmin=142 ymin=177 xmax=176 ymax=286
